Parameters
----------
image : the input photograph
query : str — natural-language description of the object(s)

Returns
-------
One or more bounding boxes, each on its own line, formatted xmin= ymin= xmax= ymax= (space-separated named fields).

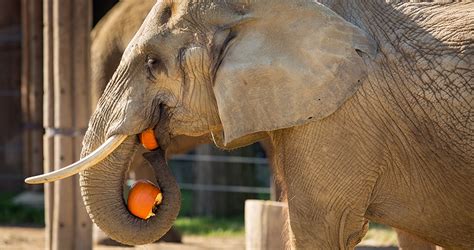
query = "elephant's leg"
xmin=396 ymin=229 xmax=443 ymax=250
xmin=282 ymin=172 xmax=370 ymax=249
xmin=270 ymin=125 xmax=381 ymax=249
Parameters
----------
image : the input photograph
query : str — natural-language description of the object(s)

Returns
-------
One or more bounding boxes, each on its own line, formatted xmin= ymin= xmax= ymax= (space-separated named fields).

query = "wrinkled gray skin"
xmin=82 ymin=0 xmax=473 ymax=248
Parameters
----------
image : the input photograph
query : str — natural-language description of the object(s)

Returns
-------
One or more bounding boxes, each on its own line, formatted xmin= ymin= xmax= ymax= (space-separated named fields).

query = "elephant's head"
xmin=26 ymin=0 xmax=375 ymax=245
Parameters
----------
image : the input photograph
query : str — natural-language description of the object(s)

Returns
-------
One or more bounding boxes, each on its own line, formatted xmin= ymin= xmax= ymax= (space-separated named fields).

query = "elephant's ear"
xmin=213 ymin=1 xmax=376 ymax=145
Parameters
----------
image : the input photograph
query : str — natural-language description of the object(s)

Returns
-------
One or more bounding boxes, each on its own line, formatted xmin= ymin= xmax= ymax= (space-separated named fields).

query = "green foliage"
xmin=175 ymin=216 xmax=244 ymax=236
xmin=0 ymin=193 xmax=44 ymax=226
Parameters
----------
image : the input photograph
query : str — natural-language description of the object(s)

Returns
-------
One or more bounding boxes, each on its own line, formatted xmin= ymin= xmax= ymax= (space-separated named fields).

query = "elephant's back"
xmin=91 ymin=0 xmax=155 ymax=108
xmin=92 ymin=0 xmax=155 ymax=48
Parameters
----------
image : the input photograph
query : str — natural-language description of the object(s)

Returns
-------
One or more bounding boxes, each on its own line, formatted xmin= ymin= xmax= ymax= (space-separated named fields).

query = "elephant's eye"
xmin=147 ymin=58 xmax=157 ymax=66
xmin=145 ymin=56 xmax=162 ymax=80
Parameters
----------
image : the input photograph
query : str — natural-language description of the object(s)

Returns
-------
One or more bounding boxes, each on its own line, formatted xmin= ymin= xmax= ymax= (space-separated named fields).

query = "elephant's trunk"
xmin=79 ymin=136 xmax=181 ymax=245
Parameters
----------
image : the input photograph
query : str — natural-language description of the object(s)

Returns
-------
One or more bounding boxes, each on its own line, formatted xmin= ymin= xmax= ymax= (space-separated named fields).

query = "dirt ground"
xmin=1 ymin=226 xmax=243 ymax=250
xmin=0 ymin=226 xmax=397 ymax=250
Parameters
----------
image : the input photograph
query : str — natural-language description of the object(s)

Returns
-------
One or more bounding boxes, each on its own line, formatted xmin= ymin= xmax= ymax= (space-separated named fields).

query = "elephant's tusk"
xmin=25 ymin=134 xmax=128 ymax=184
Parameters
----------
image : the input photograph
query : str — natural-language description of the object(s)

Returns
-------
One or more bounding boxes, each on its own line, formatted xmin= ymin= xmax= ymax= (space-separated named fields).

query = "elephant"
xmin=91 ymin=2 xmax=446 ymax=249
xmin=27 ymin=0 xmax=473 ymax=249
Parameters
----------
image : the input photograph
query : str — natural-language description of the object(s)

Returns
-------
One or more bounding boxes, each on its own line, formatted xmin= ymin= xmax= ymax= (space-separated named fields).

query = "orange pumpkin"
xmin=139 ymin=128 xmax=159 ymax=150
xmin=127 ymin=180 xmax=163 ymax=219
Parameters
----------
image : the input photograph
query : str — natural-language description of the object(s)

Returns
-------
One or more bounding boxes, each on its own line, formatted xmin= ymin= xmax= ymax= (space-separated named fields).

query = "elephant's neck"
xmin=267 ymin=105 xmax=385 ymax=194
xmin=323 ymin=0 xmax=471 ymax=160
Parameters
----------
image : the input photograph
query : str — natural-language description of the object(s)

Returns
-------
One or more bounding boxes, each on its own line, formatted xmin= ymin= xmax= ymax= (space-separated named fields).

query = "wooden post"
xmin=245 ymin=200 xmax=288 ymax=250
xmin=71 ymin=0 xmax=93 ymax=247
xmin=21 ymin=0 xmax=44 ymax=192
xmin=43 ymin=0 xmax=54 ymax=248
xmin=43 ymin=0 xmax=92 ymax=249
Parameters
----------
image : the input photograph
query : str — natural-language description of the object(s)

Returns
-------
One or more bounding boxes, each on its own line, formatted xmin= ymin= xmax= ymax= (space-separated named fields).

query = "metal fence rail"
xmin=179 ymin=183 xmax=271 ymax=194
xmin=171 ymin=154 xmax=269 ymax=165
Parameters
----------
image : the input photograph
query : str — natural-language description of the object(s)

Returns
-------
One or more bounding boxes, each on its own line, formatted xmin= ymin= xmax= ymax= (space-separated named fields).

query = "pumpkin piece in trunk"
xmin=127 ymin=180 xmax=163 ymax=219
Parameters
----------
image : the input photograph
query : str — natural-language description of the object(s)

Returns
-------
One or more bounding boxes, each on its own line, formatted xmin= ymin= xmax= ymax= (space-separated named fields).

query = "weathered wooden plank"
xmin=71 ymin=0 xmax=92 ymax=248
xmin=51 ymin=0 xmax=75 ymax=247
xmin=245 ymin=200 xmax=288 ymax=250
xmin=28 ymin=0 xmax=44 ymax=191
xmin=21 ymin=0 xmax=31 ymax=185
xmin=43 ymin=135 xmax=54 ymax=249
xmin=21 ymin=0 xmax=44 ymax=191
xmin=43 ymin=1 xmax=54 ymax=128
xmin=52 ymin=136 xmax=75 ymax=250
xmin=44 ymin=0 xmax=93 ymax=248
xmin=43 ymin=0 xmax=55 ymax=248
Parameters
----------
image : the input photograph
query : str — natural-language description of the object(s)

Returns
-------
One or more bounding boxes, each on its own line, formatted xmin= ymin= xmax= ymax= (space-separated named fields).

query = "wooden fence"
xmin=0 ymin=0 xmax=23 ymax=192
xmin=21 ymin=0 xmax=44 ymax=192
